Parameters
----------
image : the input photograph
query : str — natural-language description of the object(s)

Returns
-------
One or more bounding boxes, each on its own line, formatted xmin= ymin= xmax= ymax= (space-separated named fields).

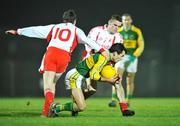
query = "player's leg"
xmin=42 ymin=48 xmax=70 ymax=117
xmin=69 ymin=88 xmax=87 ymax=117
xmin=42 ymin=71 xmax=57 ymax=117
xmin=114 ymin=83 xmax=135 ymax=116
xmin=125 ymin=57 xmax=137 ymax=105
xmin=126 ymin=72 xmax=135 ymax=104
xmin=72 ymin=88 xmax=86 ymax=111
xmin=108 ymin=86 xmax=117 ymax=107
xmin=109 ymin=67 xmax=125 ymax=107
xmin=49 ymin=88 xmax=86 ymax=116
xmin=67 ymin=70 xmax=86 ymax=114
xmin=49 ymin=69 xmax=86 ymax=116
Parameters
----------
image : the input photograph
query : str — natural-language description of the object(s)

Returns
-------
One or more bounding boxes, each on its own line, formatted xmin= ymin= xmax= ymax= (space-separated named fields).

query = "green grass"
xmin=0 ymin=98 xmax=180 ymax=126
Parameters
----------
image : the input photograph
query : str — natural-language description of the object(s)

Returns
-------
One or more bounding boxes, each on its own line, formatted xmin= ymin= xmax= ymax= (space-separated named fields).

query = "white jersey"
xmin=85 ymin=25 xmax=123 ymax=56
xmin=17 ymin=23 xmax=102 ymax=53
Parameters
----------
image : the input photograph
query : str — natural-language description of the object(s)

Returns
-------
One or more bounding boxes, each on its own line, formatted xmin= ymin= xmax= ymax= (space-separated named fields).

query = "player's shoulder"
xmin=118 ymin=26 xmax=124 ymax=32
xmin=131 ymin=25 xmax=142 ymax=32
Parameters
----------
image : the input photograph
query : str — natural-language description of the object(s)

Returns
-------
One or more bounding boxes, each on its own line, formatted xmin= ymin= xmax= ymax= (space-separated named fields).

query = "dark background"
xmin=0 ymin=0 xmax=180 ymax=97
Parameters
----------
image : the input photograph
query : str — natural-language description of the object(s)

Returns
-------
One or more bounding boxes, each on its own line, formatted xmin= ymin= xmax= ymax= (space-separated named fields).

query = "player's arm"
xmin=100 ymin=75 xmax=119 ymax=84
xmin=81 ymin=44 xmax=92 ymax=59
xmin=76 ymin=28 xmax=108 ymax=58
xmin=133 ymin=29 xmax=145 ymax=57
xmin=89 ymin=54 xmax=118 ymax=84
xmin=82 ymin=27 xmax=100 ymax=59
xmin=89 ymin=54 xmax=107 ymax=81
xmin=6 ymin=24 xmax=54 ymax=39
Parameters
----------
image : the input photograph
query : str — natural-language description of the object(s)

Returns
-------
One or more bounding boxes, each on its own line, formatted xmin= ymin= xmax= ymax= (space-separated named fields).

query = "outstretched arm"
xmin=5 ymin=30 xmax=18 ymax=35
xmin=5 ymin=24 xmax=54 ymax=39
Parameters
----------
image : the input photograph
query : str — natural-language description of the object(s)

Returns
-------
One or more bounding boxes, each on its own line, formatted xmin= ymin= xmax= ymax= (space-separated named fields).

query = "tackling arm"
xmin=76 ymin=28 xmax=106 ymax=54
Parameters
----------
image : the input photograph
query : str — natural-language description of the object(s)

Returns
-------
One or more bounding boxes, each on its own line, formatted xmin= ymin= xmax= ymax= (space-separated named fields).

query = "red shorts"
xmin=44 ymin=47 xmax=70 ymax=73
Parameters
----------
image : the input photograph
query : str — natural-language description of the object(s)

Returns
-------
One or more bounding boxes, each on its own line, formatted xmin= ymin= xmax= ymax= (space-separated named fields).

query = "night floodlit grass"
xmin=0 ymin=98 xmax=180 ymax=126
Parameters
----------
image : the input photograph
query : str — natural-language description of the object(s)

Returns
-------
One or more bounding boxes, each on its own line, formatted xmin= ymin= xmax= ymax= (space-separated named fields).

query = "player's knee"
xmin=78 ymin=103 xmax=86 ymax=111
xmin=126 ymin=77 xmax=134 ymax=85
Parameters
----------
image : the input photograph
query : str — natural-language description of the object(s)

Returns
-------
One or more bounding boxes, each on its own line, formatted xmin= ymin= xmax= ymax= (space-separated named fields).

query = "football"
xmin=101 ymin=65 xmax=116 ymax=79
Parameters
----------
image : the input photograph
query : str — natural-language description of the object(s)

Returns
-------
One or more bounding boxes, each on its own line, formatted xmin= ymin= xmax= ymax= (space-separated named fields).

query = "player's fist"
xmin=5 ymin=30 xmax=18 ymax=35
xmin=101 ymin=75 xmax=119 ymax=84
xmin=99 ymin=49 xmax=109 ymax=59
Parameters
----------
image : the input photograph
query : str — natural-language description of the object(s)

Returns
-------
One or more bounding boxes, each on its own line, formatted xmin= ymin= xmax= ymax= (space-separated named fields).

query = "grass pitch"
xmin=0 ymin=98 xmax=180 ymax=126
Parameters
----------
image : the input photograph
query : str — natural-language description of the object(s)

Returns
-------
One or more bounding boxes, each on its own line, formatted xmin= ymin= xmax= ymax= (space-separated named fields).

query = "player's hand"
xmin=100 ymin=50 xmax=109 ymax=59
xmin=115 ymin=75 xmax=122 ymax=84
xmin=5 ymin=30 xmax=18 ymax=35
xmin=102 ymin=74 xmax=119 ymax=84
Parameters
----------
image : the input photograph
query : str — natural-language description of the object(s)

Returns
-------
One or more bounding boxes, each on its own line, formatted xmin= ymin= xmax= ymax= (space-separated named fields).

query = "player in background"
xmin=109 ymin=13 xmax=145 ymax=107
xmin=49 ymin=43 xmax=135 ymax=117
xmin=5 ymin=9 xmax=109 ymax=117
xmin=82 ymin=14 xmax=123 ymax=98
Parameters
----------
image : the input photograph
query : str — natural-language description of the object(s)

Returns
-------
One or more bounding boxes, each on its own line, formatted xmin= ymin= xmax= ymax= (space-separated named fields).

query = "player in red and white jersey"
xmin=82 ymin=16 xmax=123 ymax=59
xmin=82 ymin=15 xmax=123 ymax=98
xmin=6 ymin=9 xmax=108 ymax=117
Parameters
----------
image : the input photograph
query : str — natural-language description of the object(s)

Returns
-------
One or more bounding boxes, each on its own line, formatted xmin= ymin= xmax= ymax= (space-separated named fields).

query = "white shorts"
xmin=65 ymin=68 xmax=85 ymax=90
xmin=115 ymin=55 xmax=138 ymax=73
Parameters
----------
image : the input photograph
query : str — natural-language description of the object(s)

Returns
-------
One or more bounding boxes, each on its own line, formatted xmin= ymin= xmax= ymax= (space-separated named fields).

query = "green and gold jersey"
xmin=118 ymin=25 xmax=144 ymax=57
xmin=76 ymin=53 xmax=108 ymax=80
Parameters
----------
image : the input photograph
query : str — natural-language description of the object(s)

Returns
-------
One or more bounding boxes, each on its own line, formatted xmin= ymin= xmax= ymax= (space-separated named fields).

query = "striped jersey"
xmin=84 ymin=25 xmax=123 ymax=58
xmin=17 ymin=23 xmax=102 ymax=53
xmin=76 ymin=53 xmax=108 ymax=80
xmin=118 ymin=25 xmax=144 ymax=57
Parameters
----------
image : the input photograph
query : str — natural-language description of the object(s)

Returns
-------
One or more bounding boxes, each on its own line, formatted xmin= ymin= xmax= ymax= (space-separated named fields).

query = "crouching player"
xmin=49 ymin=43 xmax=135 ymax=117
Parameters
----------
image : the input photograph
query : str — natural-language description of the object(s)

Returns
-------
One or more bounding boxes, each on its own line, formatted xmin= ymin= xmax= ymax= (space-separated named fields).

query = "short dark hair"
xmin=62 ymin=9 xmax=77 ymax=23
xmin=109 ymin=43 xmax=127 ymax=54
xmin=111 ymin=14 xmax=121 ymax=21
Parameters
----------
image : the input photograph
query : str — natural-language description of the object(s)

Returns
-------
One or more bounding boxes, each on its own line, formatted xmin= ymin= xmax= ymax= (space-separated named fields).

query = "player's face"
xmin=122 ymin=16 xmax=132 ymax=27
xmin=112 ymin=51 xmax=125 ymax=62
xmin=108 ymin=20 xmax=122 ymax=34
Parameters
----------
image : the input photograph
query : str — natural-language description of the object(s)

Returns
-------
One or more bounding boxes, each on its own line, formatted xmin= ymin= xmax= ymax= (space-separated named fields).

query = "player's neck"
xmin=123 ymin=25 xmax=131 ymax=31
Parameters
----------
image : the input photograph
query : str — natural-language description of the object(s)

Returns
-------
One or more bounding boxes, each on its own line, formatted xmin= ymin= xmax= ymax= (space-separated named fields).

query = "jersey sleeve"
xmin=76 ymin=28 xmax=102 ymax=52
xmin=17 ymin=24 xmax=55 ymax=39
xmin=133 ymin=28 xmax=145 ymax=57
xmin=83 ymin=27 xmax=101 ymax=56
xmin=89 ymin=55 xmax=107 ymax=80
